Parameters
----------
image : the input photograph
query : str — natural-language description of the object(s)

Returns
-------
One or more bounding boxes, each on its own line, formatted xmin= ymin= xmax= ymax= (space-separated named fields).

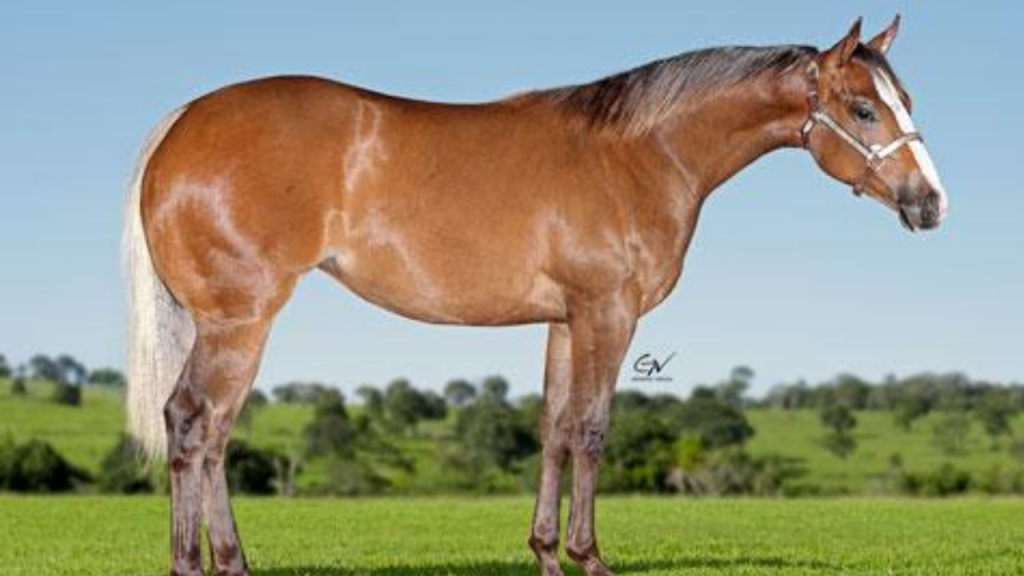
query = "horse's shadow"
xmin=253 ymin=555 xmax=839 ymax=576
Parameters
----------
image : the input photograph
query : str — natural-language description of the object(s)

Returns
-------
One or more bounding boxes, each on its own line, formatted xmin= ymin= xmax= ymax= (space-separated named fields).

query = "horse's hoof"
xmin=567 ymin=551 xmax=616 ymax=576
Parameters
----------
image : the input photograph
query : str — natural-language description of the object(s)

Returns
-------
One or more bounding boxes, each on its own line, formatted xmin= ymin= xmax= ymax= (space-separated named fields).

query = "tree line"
xmin=3 ymin=352 xmax=1024 ymax=498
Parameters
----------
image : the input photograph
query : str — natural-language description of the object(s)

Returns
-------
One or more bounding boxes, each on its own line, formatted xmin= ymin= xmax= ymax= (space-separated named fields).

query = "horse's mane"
xmin=525 ymin=45 xmax=818 ymax=136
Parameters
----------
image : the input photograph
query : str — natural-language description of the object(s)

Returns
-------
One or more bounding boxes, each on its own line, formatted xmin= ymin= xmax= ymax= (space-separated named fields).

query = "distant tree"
xmin=601 ymin=408 xmax=677 ymax=492
xmin=832 ymin=374 xmax=872 ymax=410
xmin=975 ymin=390 xmax=1015 ymax=448
xmin=247 ymin=388 xmax=269 ymax=407
xmin=0 ymin=354 xmax=11 ymax=379
xmin=516 ymin=394 xmax=544 ymax=441
xmin=822 ymin=432 xmax=857 ymax=459
xmin=893 ymin=396 xmax=930 ymax=431
xmin=820 ymin=404 xmax=856 ymax=434
xmin=444 ymin=379 xmax=477 ymax=408
xmin=764 ymin=380 xmax=814 ymax=410
xmin=420 ymin=390 xmax=448 ymax=421
xmin=382 ymin=379 xmax=446 ymax=433
xmin=715 ymin=366 xmax=753 ymax=408
xmin=820 ymin=404 xmax=857 ymax=459
xmin=382 ymin=379 xmax=418 ymax=431
xmin=273 ymin=443 xmax=304 ymax=498
xmin=98 ymin=435 xmax=153 ymax=494
xmin=28 ymin=354 xmax=61 ymax=382
xmin=11 ymin=365 xmax=27 ymax=396
xmin=88 ymin=367 xmax=125 ymax=387
xmin=272 ymin=381 xmax=335 ymax=404
xmin=932 ymin=411 xmax=970 ymax=456
xmin=481 ymin=375 xmax=510 ymax=402
xmin=451 ymin=392 xmax=537 ymax=483
xmin=55 ymin=355 xmax=87 ymax=386
xmin=614 ymin=390 xmax=653 ymax=413
xmin=355 ymin=385 xmax=385 ymax=420
xmin=665 ymin=395 xmax=754 ymax=449
xmin=303 ymin=389 xmax=356 ymax=457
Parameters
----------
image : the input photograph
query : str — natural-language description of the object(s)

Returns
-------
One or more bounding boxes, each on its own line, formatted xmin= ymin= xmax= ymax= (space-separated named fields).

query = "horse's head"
xmin=803 ymin=17 xmax=948 ymax=231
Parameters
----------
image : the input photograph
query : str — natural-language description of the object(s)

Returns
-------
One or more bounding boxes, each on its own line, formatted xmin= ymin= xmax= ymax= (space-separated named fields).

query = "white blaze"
xmin=871 ymin=69 xmax=948 ymax=220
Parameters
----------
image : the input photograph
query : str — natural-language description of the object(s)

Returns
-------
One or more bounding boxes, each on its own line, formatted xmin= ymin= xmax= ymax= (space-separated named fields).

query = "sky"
xmin=0 ymin=2 xmax=1021 ymax=398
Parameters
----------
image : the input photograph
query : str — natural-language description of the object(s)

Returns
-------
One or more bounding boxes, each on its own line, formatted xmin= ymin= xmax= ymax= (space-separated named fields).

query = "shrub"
xmin=0 ymin=438 xmax=89 ymax=492
xmin=899 ymin=463 xmax=971 ymax=496
xmin=664 ymin=395 xmax=755 ymax=449
xmin=98 ymin=435 xmax=153 ymax=494
xmin=51 ymin=382 xmax=81 ymax=406
xmin=450 ymin=394 xmax=537 ymax=485
xmin=225 ymin=440 xmax=276 ymax=495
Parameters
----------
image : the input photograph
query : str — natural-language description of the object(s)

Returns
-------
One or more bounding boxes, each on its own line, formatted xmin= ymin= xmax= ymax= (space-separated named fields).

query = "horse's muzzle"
xmin=898 ymin=189 xmax=945 ymax=232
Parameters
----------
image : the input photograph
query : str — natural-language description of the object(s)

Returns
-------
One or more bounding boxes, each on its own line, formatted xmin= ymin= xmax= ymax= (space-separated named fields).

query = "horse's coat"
xmin=125 ymin=18 xmax=946 ymax=576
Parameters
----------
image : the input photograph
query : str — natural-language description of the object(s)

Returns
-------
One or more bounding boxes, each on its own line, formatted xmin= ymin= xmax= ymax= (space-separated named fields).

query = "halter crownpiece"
xmin=800 ymin=61 xmax=923 ymax=197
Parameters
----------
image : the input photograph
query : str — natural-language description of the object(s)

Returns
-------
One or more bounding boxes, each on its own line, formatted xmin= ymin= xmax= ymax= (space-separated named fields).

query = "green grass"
xmin=746 ymin=410 xmax=1021 ymax=494
xmin=3 ymin=378 xmax=1023 ymax=493
xmin=1 ymin=496 xmax=1023 ymax=575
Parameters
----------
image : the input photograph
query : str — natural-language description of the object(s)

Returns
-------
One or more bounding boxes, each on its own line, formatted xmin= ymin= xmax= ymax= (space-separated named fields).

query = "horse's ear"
xmin=867 ymin=14 xmax=901 ymax=54
xmin=824 ymin=17 xmax=862 ymax=68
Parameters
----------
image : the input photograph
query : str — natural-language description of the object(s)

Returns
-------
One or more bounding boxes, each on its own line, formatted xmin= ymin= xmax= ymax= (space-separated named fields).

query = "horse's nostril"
xmin=916 ymin=191 xmax=944 ymax=230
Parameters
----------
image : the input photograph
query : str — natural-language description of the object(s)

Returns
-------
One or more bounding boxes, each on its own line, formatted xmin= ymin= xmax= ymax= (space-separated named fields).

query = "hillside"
xmin=2 ymin=378 xmax=1021 ymax=495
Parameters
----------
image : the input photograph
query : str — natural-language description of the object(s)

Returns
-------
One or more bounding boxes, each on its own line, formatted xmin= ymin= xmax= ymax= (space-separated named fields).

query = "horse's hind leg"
xmin=167 ymin=307 xmax=288 ymax=576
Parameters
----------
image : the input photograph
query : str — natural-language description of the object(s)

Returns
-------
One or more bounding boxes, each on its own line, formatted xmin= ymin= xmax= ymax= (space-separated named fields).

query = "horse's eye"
xmin=852 ymin=103 xmax=878 ymax=124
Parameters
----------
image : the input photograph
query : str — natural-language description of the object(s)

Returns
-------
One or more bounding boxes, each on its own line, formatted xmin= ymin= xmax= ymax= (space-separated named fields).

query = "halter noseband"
xmin=800 ymin=62 xmax=923 ymax=197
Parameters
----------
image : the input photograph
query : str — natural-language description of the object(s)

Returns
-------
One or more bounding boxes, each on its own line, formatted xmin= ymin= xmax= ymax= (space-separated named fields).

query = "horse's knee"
xmin=576 ymin=416 xmax=609 ymax=461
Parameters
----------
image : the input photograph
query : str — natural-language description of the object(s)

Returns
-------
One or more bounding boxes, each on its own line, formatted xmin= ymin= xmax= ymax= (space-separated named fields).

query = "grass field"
xmin=2 ymin=378 xmax=1021 ymax=495
xmin=2 ymin=496 xmax=1023 ymax=575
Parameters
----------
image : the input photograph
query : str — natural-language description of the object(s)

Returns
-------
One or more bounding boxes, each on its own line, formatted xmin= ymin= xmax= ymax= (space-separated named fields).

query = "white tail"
xmin=123 ymin=107 xmax=195 ymax=460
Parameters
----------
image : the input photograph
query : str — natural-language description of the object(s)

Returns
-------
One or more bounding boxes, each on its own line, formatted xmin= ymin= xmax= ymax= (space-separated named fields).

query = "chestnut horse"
xmin=125 ymin=17 xmax=947 ymax=576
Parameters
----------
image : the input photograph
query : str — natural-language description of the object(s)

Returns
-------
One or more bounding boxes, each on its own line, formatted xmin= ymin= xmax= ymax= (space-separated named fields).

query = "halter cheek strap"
xmin=800 ymin=62 xmax=923 ymax=196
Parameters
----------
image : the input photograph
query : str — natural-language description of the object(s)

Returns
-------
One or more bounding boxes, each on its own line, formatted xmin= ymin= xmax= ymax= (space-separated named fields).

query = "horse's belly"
xmin=320 ymin=250 xmax=565 ymax=326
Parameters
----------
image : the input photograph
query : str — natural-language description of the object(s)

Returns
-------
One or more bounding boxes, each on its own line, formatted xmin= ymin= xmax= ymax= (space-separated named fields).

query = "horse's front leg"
xmin=529 ymin=323 xmax=573 ymax=576
xmin=564 ymin=290 xmax=638 ymax=576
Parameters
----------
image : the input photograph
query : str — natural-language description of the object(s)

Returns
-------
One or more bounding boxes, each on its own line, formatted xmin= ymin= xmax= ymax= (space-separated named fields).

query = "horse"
xmin=123 ymin=16 xmax=947 ymax=576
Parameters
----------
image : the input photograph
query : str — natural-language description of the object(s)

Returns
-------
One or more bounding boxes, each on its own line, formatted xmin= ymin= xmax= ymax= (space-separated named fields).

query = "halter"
xmin=800 ymin=62 xmax=923 ymax=197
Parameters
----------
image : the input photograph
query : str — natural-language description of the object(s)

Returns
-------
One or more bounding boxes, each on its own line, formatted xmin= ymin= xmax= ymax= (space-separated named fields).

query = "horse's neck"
xmin=600 ymin=71 xmax=812 ymax=309
xmin=649 ymin=70 xmax=810 ymax=199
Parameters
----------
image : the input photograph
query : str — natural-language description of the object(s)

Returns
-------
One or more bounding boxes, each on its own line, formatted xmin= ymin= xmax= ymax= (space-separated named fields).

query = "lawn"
xmin=1 ymin=496 xmax=1023 ymax=575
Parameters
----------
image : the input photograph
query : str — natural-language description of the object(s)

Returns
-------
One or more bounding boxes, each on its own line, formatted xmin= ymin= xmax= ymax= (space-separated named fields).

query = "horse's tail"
xmin=123 ymin=106 xmax=195 ymax=461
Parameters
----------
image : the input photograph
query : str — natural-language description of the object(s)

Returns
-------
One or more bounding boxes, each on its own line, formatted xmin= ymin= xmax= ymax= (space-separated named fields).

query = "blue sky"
xmin=1 ymin=2 xmax=1021 ymax=397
